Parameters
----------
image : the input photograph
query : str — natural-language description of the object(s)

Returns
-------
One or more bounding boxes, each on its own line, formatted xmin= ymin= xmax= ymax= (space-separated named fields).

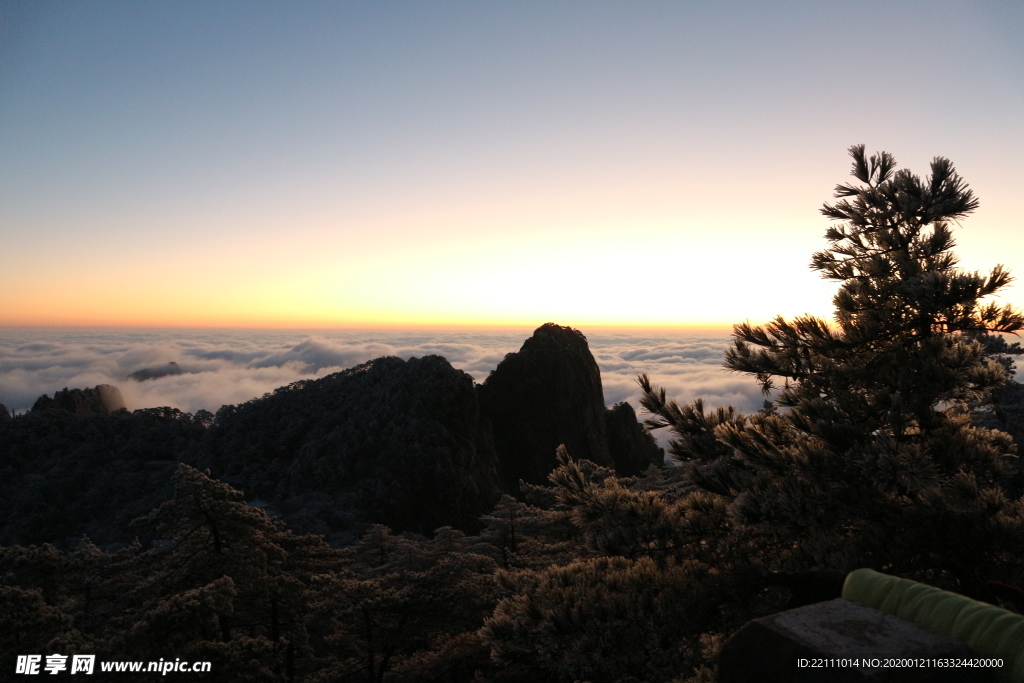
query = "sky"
xmin=2 ymin=1 xmax=1022 ymax=329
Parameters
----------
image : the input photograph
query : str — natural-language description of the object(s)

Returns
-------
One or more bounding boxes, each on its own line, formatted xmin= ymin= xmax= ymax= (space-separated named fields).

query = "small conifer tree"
xmin=641 ymin=146 xmax=1024 ymax=593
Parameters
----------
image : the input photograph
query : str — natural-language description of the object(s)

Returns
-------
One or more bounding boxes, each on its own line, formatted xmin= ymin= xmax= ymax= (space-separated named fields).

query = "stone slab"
xmin=718 ymin=598 xmax=995 ymax=683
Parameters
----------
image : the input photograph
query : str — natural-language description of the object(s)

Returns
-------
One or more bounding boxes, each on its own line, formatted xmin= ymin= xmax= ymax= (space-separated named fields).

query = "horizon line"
xmin=0 ymin=321 xmax=739 ymax=334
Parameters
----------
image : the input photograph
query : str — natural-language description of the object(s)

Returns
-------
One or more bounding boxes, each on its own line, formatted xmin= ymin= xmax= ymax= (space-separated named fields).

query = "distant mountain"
xmin=128 ymin=361 xmax=184 ymax=381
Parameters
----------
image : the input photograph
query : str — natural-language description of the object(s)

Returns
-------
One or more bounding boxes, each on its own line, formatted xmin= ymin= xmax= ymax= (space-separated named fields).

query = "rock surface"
xmin=480 ymin=324 xmax=662 ymax=487
xmin=605 ymin=401 xmax=664 ymax=475
xmin=479 ymin=323 xmax=614 ymax=489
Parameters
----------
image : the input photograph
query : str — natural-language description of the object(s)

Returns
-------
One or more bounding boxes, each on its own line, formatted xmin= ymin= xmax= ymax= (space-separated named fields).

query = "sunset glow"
xmin=2 ymin=2 xmax=1022 ymax=329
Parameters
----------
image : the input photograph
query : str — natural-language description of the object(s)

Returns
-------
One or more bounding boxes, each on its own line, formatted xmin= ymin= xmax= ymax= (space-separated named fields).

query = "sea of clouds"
xmin=0 ymin=327 xmax=767 ymax=429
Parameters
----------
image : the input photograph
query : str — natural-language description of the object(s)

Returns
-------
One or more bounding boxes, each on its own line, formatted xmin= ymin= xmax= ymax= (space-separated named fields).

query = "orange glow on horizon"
xmin=0 ymin=312 xmax=737 ymax=335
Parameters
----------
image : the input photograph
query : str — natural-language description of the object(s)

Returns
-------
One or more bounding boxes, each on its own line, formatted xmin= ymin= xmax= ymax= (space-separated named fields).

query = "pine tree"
xmin=641 ymin=146 xmax=1024 ymax=594
xmin=480 ymin=552 xmax=722 ymax=682
xmin=106 ymin=465 xmax=345 ymax=681
xmin=306 ymin=524 xmax=502 ymax=683
xmin=729 ymin=144 xmax=1022 ymax=440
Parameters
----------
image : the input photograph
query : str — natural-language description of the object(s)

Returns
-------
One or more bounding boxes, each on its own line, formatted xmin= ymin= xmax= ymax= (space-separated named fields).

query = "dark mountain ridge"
xmin=195 ymin=354 xmax=501 ymax=538
xmin=0 ymin=324 xmax=662 ymax=548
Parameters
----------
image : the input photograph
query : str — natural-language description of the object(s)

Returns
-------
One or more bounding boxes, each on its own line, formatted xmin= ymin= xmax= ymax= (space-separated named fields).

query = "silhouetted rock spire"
xmin=480 ymin=324 xmax=662 ymax=487
xmin=480 ymin=323 xmax=616 ymax=488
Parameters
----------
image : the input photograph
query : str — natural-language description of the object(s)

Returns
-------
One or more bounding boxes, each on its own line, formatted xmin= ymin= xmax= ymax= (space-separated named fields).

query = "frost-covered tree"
xmin=102 ymin=465 xmax=345 ymax=681
xmin=731 ymin=144 xmax=1022 ymax=439
xmin=642 ymin=146 xmax=1024 ymax=593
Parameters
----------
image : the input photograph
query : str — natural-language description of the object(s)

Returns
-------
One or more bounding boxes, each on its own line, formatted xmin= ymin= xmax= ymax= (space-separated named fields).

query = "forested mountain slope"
xmin=0 ymin=324 xmax=662 ymax=548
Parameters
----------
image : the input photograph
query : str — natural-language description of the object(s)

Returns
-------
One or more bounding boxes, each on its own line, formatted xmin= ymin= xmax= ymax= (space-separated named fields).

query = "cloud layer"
xmin=0 ymin=328 xmax=765 ymax=428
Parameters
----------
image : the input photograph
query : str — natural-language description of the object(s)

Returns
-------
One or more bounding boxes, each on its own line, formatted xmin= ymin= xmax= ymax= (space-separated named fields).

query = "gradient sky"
xmin=2 ymin=1 xmax=1022 ymax=329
